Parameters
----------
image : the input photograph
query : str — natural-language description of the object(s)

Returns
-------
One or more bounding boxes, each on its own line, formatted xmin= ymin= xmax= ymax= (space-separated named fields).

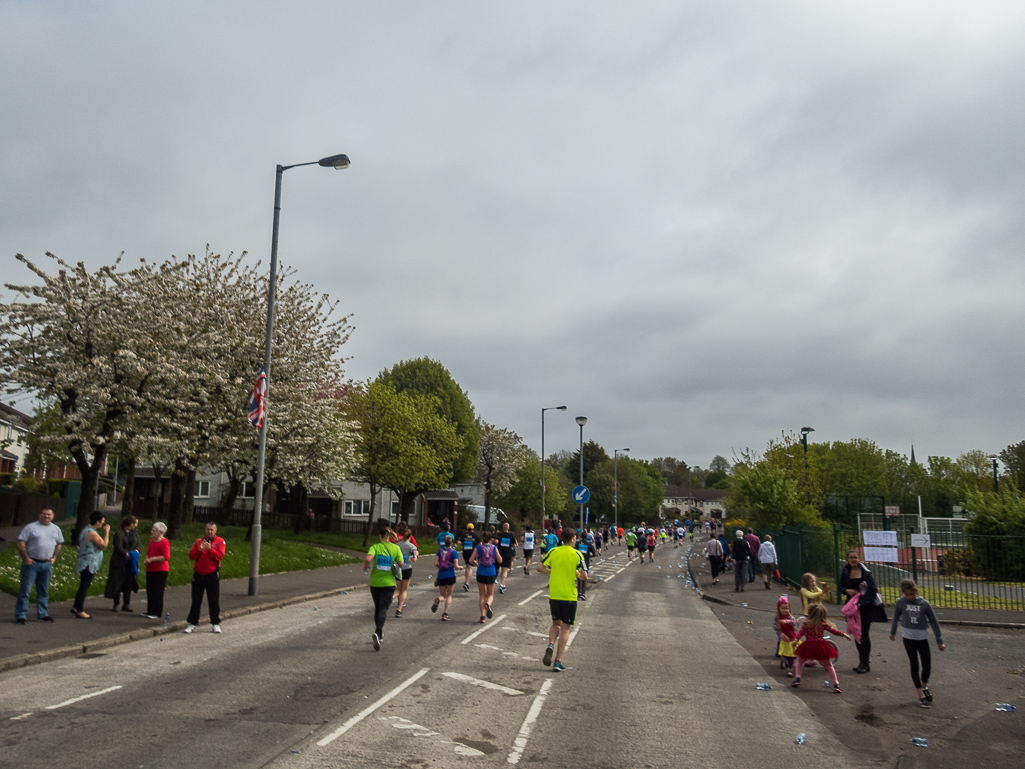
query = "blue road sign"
xmin=572 ymin=485 xmax=590 ymax=504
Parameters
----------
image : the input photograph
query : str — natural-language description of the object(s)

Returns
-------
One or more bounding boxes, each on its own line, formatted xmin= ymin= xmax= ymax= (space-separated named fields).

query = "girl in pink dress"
xmin=792 ymin=603 xmax=851 ymax=693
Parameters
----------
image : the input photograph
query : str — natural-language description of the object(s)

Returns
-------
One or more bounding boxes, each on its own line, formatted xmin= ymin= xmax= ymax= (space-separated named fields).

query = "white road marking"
xmin=443 ymin=672 xmax=524 ymax=696
xmin=379 ymin=716 xmax=485 ymax=756
xmin=565 ymin=624 xmax=583 ymax=649
xmin=9 ymin=713 xmax=32 ymax=721
xmin=45 ymin=685 xmax=122 ymax=710
xmin=518 ymin=589 xmax=544 ymax=606
xmin=501 ymin=627 xmax=549 ymax=639
xmin=475 ymin=644 xmax=534 ymax=661
xmin=507 ymin=678 xmax=554 ymax=765
xmin=603 ymin=573 xmax=617 ymax=583
xmin=616 ymin=566 xmax=626 ymax=574
xmin=317 ymin=667 xmax=429 ymax=746
xmin=460 ymin=614 xmax=507 ymax=644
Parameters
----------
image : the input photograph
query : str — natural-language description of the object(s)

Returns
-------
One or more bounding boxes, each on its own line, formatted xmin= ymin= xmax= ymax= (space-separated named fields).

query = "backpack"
xmin=437 ymin=547 xmax=454 ymax=571
xmin=478 ymin=544 xmax=495 ymax=568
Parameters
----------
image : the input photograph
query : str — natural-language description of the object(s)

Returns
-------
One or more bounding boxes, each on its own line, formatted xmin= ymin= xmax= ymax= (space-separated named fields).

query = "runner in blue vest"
xmin=496 ymin=522 xmax=516 ymax=594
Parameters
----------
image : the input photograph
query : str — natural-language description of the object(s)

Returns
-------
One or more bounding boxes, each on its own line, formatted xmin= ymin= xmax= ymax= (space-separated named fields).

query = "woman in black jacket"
xmin=839 ymin=549 xmax=889 ymax=673
xmin=104 ymin=516 xmax=141 ymax=612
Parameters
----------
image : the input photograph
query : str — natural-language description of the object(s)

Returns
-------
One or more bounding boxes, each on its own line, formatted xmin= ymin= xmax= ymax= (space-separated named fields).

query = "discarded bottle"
xmin=755 ymin=683 xmax=772 ymax=691
xmin=164 ymin=613 xmax=170 ymax=627
xmin=794 ymin=733 xmax=806 ymax=745
xmin=995 ymin=703 xmax=1016 ymax=712
xmin=823 ymin=680 xmax=832 ymax=687
xmin=741 ymin=602 xmax=749 ymax=607
xmin=911 ymin=738 xmax=929 ymax=747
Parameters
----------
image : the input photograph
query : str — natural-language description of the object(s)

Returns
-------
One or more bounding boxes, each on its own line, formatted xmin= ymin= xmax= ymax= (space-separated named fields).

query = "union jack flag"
xmin=249 ymin=368 xmax=267 ymax=429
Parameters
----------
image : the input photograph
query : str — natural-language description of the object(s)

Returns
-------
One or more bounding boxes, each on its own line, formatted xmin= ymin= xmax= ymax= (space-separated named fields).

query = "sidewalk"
xmin=0 ymin=541 xmax=373 ymax=673
xmin=685 ymin=533 xmax=1025 ymax=628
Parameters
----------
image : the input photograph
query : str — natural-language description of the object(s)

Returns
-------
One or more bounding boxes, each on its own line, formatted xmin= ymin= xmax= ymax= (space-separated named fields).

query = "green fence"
xmin=759 ymin=524 xmax=1025 ymax=611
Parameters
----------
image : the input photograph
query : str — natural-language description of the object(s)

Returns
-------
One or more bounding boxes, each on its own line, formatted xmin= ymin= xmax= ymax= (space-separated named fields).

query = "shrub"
xmin=13 ymin=475 xmax=41 ymax=493
xmin=937 ymin=548 xmax=973 ymax=577
xmin=0 ymin=472 xmax=14 ymax=486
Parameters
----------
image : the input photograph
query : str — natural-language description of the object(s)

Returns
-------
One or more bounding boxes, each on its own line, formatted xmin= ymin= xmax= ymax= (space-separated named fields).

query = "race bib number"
xmin=375 ymin=554 xmax=393 ymax=572
xmin=524 ymin=533 xmax=534 ymax=547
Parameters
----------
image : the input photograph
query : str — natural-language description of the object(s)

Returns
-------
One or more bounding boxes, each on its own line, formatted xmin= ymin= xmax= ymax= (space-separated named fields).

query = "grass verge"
xmin=0 ymin=520 xmax=358 ymax=604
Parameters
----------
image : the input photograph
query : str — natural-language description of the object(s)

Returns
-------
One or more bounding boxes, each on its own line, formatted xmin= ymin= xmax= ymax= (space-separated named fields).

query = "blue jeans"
xmin=16 ymin=561 xmax=53 ymax=619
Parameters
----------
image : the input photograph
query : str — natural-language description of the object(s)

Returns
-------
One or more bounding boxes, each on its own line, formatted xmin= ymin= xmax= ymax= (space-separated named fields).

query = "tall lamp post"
xmin=987 ymin=454 xmax=999 ymax=493
xmin=614 ymin=448 xmax=630 ymax=533
xmin=800 ymin=426 xmax=815 ymax=469
xmin=249 ymin=153 xmax=350 ymax=597
xmin=575 ymin=416 xmax=587 ymax=530
xmin=541 ymin=406 xmax=567 ymax=529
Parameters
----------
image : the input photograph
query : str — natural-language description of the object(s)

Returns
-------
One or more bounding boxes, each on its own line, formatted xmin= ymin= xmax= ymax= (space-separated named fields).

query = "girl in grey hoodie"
xmin=889 ymin=578 xmax=945 ymax=708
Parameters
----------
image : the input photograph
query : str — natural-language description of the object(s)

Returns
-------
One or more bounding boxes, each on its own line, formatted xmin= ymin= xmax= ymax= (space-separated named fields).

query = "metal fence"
xmin=759 ymin=523 xmax=1025 ymax=611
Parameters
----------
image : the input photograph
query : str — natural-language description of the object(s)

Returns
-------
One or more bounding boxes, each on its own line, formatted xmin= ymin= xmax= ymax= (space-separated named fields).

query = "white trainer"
xmin=212 ymin=624 xmax=221 ymax=634
xmin=183 ymin=624 xmax=196 ymax=634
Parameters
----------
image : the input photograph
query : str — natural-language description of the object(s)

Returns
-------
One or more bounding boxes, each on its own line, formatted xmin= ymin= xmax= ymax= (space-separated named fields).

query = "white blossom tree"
xmin=475 ymin=420 xmax=528 ymax=526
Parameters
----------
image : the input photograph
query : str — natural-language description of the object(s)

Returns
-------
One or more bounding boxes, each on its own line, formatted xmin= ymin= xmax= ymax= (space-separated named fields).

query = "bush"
xmin=13 ymin=475 xmax=41 ymax=493
xmin=0 ymin=472 xmax=13 ymax=486
xmin=46 ymin=479 xmax=66 ymax=497
xmin=938 ymin=548 xmax=974 ymax=577
xmin=722 ymin=518 xmax=746 ymax=533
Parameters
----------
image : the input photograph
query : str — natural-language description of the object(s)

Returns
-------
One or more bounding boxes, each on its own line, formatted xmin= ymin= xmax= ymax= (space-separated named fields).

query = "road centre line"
xmin=565 ymin=624 xmax=583 ymax=649
xmin=443 ymin=672 xmax=524 ymax=696
xmin=602 ymin=573 xmax=617 ymax=583
xmin=518 ymin=590 xmax=544 ymax=606
xmin=501 ymin=627 xmax=549 ymax=638
xmin=317 ymin=668 xmax=429 ymax=746
xmin=506 ymin=678 xmax=554 ymax=765
xmin=45 ymin=685 xmax=122 ymax=710
xmin=9 ymin=713 xmax=32 ymax=721
xmin=460 ymin=614 xmax=507 ymax=645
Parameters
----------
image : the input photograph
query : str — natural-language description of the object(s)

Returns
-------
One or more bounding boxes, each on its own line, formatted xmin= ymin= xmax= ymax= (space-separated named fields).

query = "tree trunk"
xmin=152 ymin=462 xmax=166 ymax=521
xmin=219 ymin=475 xmax=241 ymax=526
xmin=362 ymin=483 xmax=378 ymax=547
xmin=69 ymin=441 xmax=107 ymax=544
xmin=484 ymin=473 xmax=492 ymax=527
xmin=184 ymin=467 xmax=197 ymax=523
xmin=121 ymin=456 xmax=137 ymax=519
xmin=166 ymin=459 xmax=188 ymax=540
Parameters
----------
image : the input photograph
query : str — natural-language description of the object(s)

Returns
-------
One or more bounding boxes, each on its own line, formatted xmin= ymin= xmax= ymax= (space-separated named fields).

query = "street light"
xmin=614 ymin=448 xmax=630 ymax=532
xmin=249 ymin=153 xmax=350 ymax=597
xmin=541 ymin=406 xmax=567 ymax=529
xmin=800 ymin=426 xmax=815 ymax=469
xmin=575 ymin=416 xmax=587 ymax=530
xmin=988 ymin=454 xmax=999 ymax=493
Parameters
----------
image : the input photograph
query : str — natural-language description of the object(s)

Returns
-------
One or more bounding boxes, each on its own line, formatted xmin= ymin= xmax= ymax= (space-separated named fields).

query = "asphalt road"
xmin=0 ymin=547 xmax=887 ymax=769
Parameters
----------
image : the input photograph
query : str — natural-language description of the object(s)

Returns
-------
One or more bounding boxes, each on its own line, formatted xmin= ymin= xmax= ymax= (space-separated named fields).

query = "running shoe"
xmin=919 ymin=697 xmax=930 ymax=708
xmin=183 ymin=624 xmax=196 ymax=634
xmin=833 ymin=683 xmax=843 ymax=694
xmin=498 ymin=585 xmax=506 ymax=594
xmin=372 ymin=633 xmax=381 ymax=651
xmin=441 ymin=613 xmax=449 ymax=621
xmin=212 ymin=624 xmax=221 ymax=634
xmin=486 ymin=605 xmax=493 ymax=619
xmin=480 ymin=616 xmax=486 ymax=623
xmin=395 ymin=610 xmax=402 ymax=618
xmin=553 ymin=661 xmax=566 ymax=672
xmin=431 ymin=598 xmax=439 ymax=613
xmin=543 ymin=645 xmax=553 ymax=667
xmin=923 ymin=688 xmax=932 ymax=702
xmin=463 ymin=583 xmax=470 ymax=592
xmin=791 ymin=678 xmax=801 ymax=688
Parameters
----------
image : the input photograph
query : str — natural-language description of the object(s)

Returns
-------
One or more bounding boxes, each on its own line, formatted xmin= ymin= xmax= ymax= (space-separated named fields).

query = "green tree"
xmin=565 ymin=440 xmax=609 ymax=485
xmin=651 ymin=456 xmax=691 ymax=487
xmin=816 ymin=439 xmax=887 ymax=498
xmin=586 ymin=456 xmax=664 ymax=527
xmin=999 ymin=441 xmax=1025 ymax=490
xmin=496 ymin=453 xmax=571 ymax=525
xmin=377 ymin=358 xmax=478 ymax=483
xmin=725 ymin=462 xmax=821 ymax=530
xmin=704 ymin=456 xmax=732 ymax=490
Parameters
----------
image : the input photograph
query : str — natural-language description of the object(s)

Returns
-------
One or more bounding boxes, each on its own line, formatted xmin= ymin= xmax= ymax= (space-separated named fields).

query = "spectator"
xmin=757 ymin=535 xmax=778 ymax=590
xmin=705 ymin=533 xmax=723 ymax=583
xmin=731 ymin=530 xmax=750 ymax=592
xmin=104 ymin=516 xmax=140 ymax=612
xmin=73 ymin=512 xmax=109 ymax=619
xmin=141 ymin=522 xmax=170 ymax=619
xmin=184 ymin=522 xmax=226 ymax=634
xmin=839 ymin=549 xmax=888 ymax=674
xmin=15 ymin=508 xmax=64 ymax=624
xmin=744 ymin=528 xmax=761 ymax=584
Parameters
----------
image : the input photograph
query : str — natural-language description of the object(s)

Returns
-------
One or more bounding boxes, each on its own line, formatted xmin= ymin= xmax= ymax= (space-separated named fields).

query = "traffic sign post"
xmin=572 ymin=486 xmax=590 ymax=505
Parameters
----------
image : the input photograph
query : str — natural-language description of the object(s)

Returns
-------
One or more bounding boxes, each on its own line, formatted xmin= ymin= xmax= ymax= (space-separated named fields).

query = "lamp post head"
xmin=557 ymin=406 xmax=567 ymax=411
xmin=800 ymin=426 xmax=814 ymax=435
xmin=575 ymin=416 xmax=587 ymax=427
xmin=318 ymin=154 xmax=350 ymax=169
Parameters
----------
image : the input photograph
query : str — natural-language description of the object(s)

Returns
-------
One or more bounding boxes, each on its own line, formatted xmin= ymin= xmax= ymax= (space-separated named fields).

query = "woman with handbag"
xmin=839 ymin=549 xmax=888 ymax=673
xmin=363 ymin=518 xmax=405 ymax=651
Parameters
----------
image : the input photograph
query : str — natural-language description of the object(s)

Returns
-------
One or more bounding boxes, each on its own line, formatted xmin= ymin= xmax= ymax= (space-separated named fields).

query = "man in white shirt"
xmin=15 ymin=508 xmax=64 ymax=624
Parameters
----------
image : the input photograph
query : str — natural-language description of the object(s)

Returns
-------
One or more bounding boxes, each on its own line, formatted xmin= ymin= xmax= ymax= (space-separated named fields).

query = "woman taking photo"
xmin=141 ymin=522 xmax=170 ymax=619
xmin=72 ymin=512 xmax=110 ymax=619
xmin=839 ymin=549 xmax=889 ymax=674
xmin=363 ymin=518 xmax=404 ymax=651
xmin=104 ymin=516 xmax=140 ymax=612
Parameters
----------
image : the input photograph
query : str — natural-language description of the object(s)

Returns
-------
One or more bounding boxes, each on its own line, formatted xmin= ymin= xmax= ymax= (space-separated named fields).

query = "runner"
xmin=617 ymin=526 xmax=624 ymax=545
xmin=625 ymin=528 xmax=637 ymax=560
xmin=575 ymin=530 xmax=595 ymax=600
xmin=393 ymin=523 xmax=418 ymax=617
xmin=460 ymin=524 xmax=478 ymax=593
xmin=646 ymin=528 xmax=657 ymax=563
xmin=672 ymin=526 xmax=681 ymax=548
xmin=520 ymin=527 xmax=536 ymax=575
xmin=362 ymin=518 xmax=404 ymax=651
xmin=538 ymin=528 xmax=587 ymax=672
xmin=431 ymin=534 xmax=460 ymax=621
xmin=496 ymin=522 xmax=516 ymax=594
xmin=542 ymin=526 xmax=559 ymax=557
xmin=469 ymin=531 xmax=502 ymax=623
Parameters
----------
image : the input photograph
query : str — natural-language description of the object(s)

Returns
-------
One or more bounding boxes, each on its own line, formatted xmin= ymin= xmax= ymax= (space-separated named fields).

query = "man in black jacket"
xmin=731 ymin=530 xmax=750 ymax=593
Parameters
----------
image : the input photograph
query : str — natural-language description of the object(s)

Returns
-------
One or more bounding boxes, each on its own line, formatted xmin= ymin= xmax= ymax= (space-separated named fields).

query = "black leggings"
xmin=146 ymin=571 xmax=168 ymax=617
xmin=370 ymin=586 xmax=394 ymax=638
xmin=903 ymin=637 xmax=932 ymax=689
xmin=854 ymin=606 xmax=874 ymax=666
xmin=73 ymin=569 xmax=95 ymax=612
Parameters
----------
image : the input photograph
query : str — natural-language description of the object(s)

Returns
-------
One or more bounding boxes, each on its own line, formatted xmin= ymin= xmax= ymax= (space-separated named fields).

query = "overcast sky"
xmin=3 ymin=2 xmax=1023 ymax=469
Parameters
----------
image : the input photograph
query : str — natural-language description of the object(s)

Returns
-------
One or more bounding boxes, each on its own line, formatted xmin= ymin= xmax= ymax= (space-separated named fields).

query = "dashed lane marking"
xmin=442 ymin=672 xmax=524 ymax=696
xmin=501 ymin=627 xmax=549 ymax=639
xmin=9 ymin=713 xmax=32 ymax=721
xmin=565 ymin=624 xmax=583 ymax=649
xmin=518 ymin=589 xmax=544 ymax=606
xmin=379 ymin=716 xmax=485 ymax=756
xmin=317 ymin=668 xmax=429 ymax=746
xmin=45 ymin=685 xmax=122 ymax=710
xmin=475 ymin=644 xmax=535 ymax=661
xmin=460 ymin=614 xmax=507 ymax=645
xmin=507 ymin=678 xmax=554 ymax=765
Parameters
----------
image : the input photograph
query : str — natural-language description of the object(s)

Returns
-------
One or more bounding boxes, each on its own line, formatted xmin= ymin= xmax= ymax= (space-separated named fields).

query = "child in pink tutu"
xmin=791 ymin=603 xmax=851 ymax=693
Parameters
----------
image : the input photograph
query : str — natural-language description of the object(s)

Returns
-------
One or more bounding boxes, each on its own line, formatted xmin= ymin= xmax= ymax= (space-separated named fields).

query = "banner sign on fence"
xmin=863 ymin=546 xmax=900 ymax=563
xmin=884 ymin=505 xmax=900 ymax=517
xmin=863 ymin=530 xmax=899 ymax=547
xmin=910 ymin=533 xmax=931 ymax=549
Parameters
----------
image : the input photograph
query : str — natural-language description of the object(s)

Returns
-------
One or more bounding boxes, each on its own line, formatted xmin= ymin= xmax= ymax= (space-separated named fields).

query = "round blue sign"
xmin=572 ymin=485 xmax=590 ymax=504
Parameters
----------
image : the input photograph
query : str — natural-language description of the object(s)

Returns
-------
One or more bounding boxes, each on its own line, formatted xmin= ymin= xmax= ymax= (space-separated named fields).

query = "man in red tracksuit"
xmin=184 ymin=522 xmax=226 ymax=634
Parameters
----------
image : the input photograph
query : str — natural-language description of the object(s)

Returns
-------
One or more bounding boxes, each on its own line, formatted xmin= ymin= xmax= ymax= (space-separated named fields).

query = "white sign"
xmin=863 ymin=546 xmax=899 ymax=563
xmin=911 ymin=534 xmax=931 ymax=549
xmin=863 ymin=530 xmax=899 ymax=547
xmin=884 ymin=505 xmax=900 ymax=517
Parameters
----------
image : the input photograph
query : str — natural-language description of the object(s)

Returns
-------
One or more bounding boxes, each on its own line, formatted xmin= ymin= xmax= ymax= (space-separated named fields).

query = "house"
xmin=0 ymin=400 xmax=32 ymax=476
xmin=661 ymin=485 xmax=727 ymax=520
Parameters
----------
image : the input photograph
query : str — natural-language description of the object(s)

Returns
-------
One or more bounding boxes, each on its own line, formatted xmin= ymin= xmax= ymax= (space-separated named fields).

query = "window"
xmin=194 ymin=481 xmax=211 ymax=499
xmin=344 ymin=500 xmax=371 ymax=517
xmin=240 ymin=482 xmax=256 ymax=499
xmin=391 ymin=500 xmax=400 ymax=518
